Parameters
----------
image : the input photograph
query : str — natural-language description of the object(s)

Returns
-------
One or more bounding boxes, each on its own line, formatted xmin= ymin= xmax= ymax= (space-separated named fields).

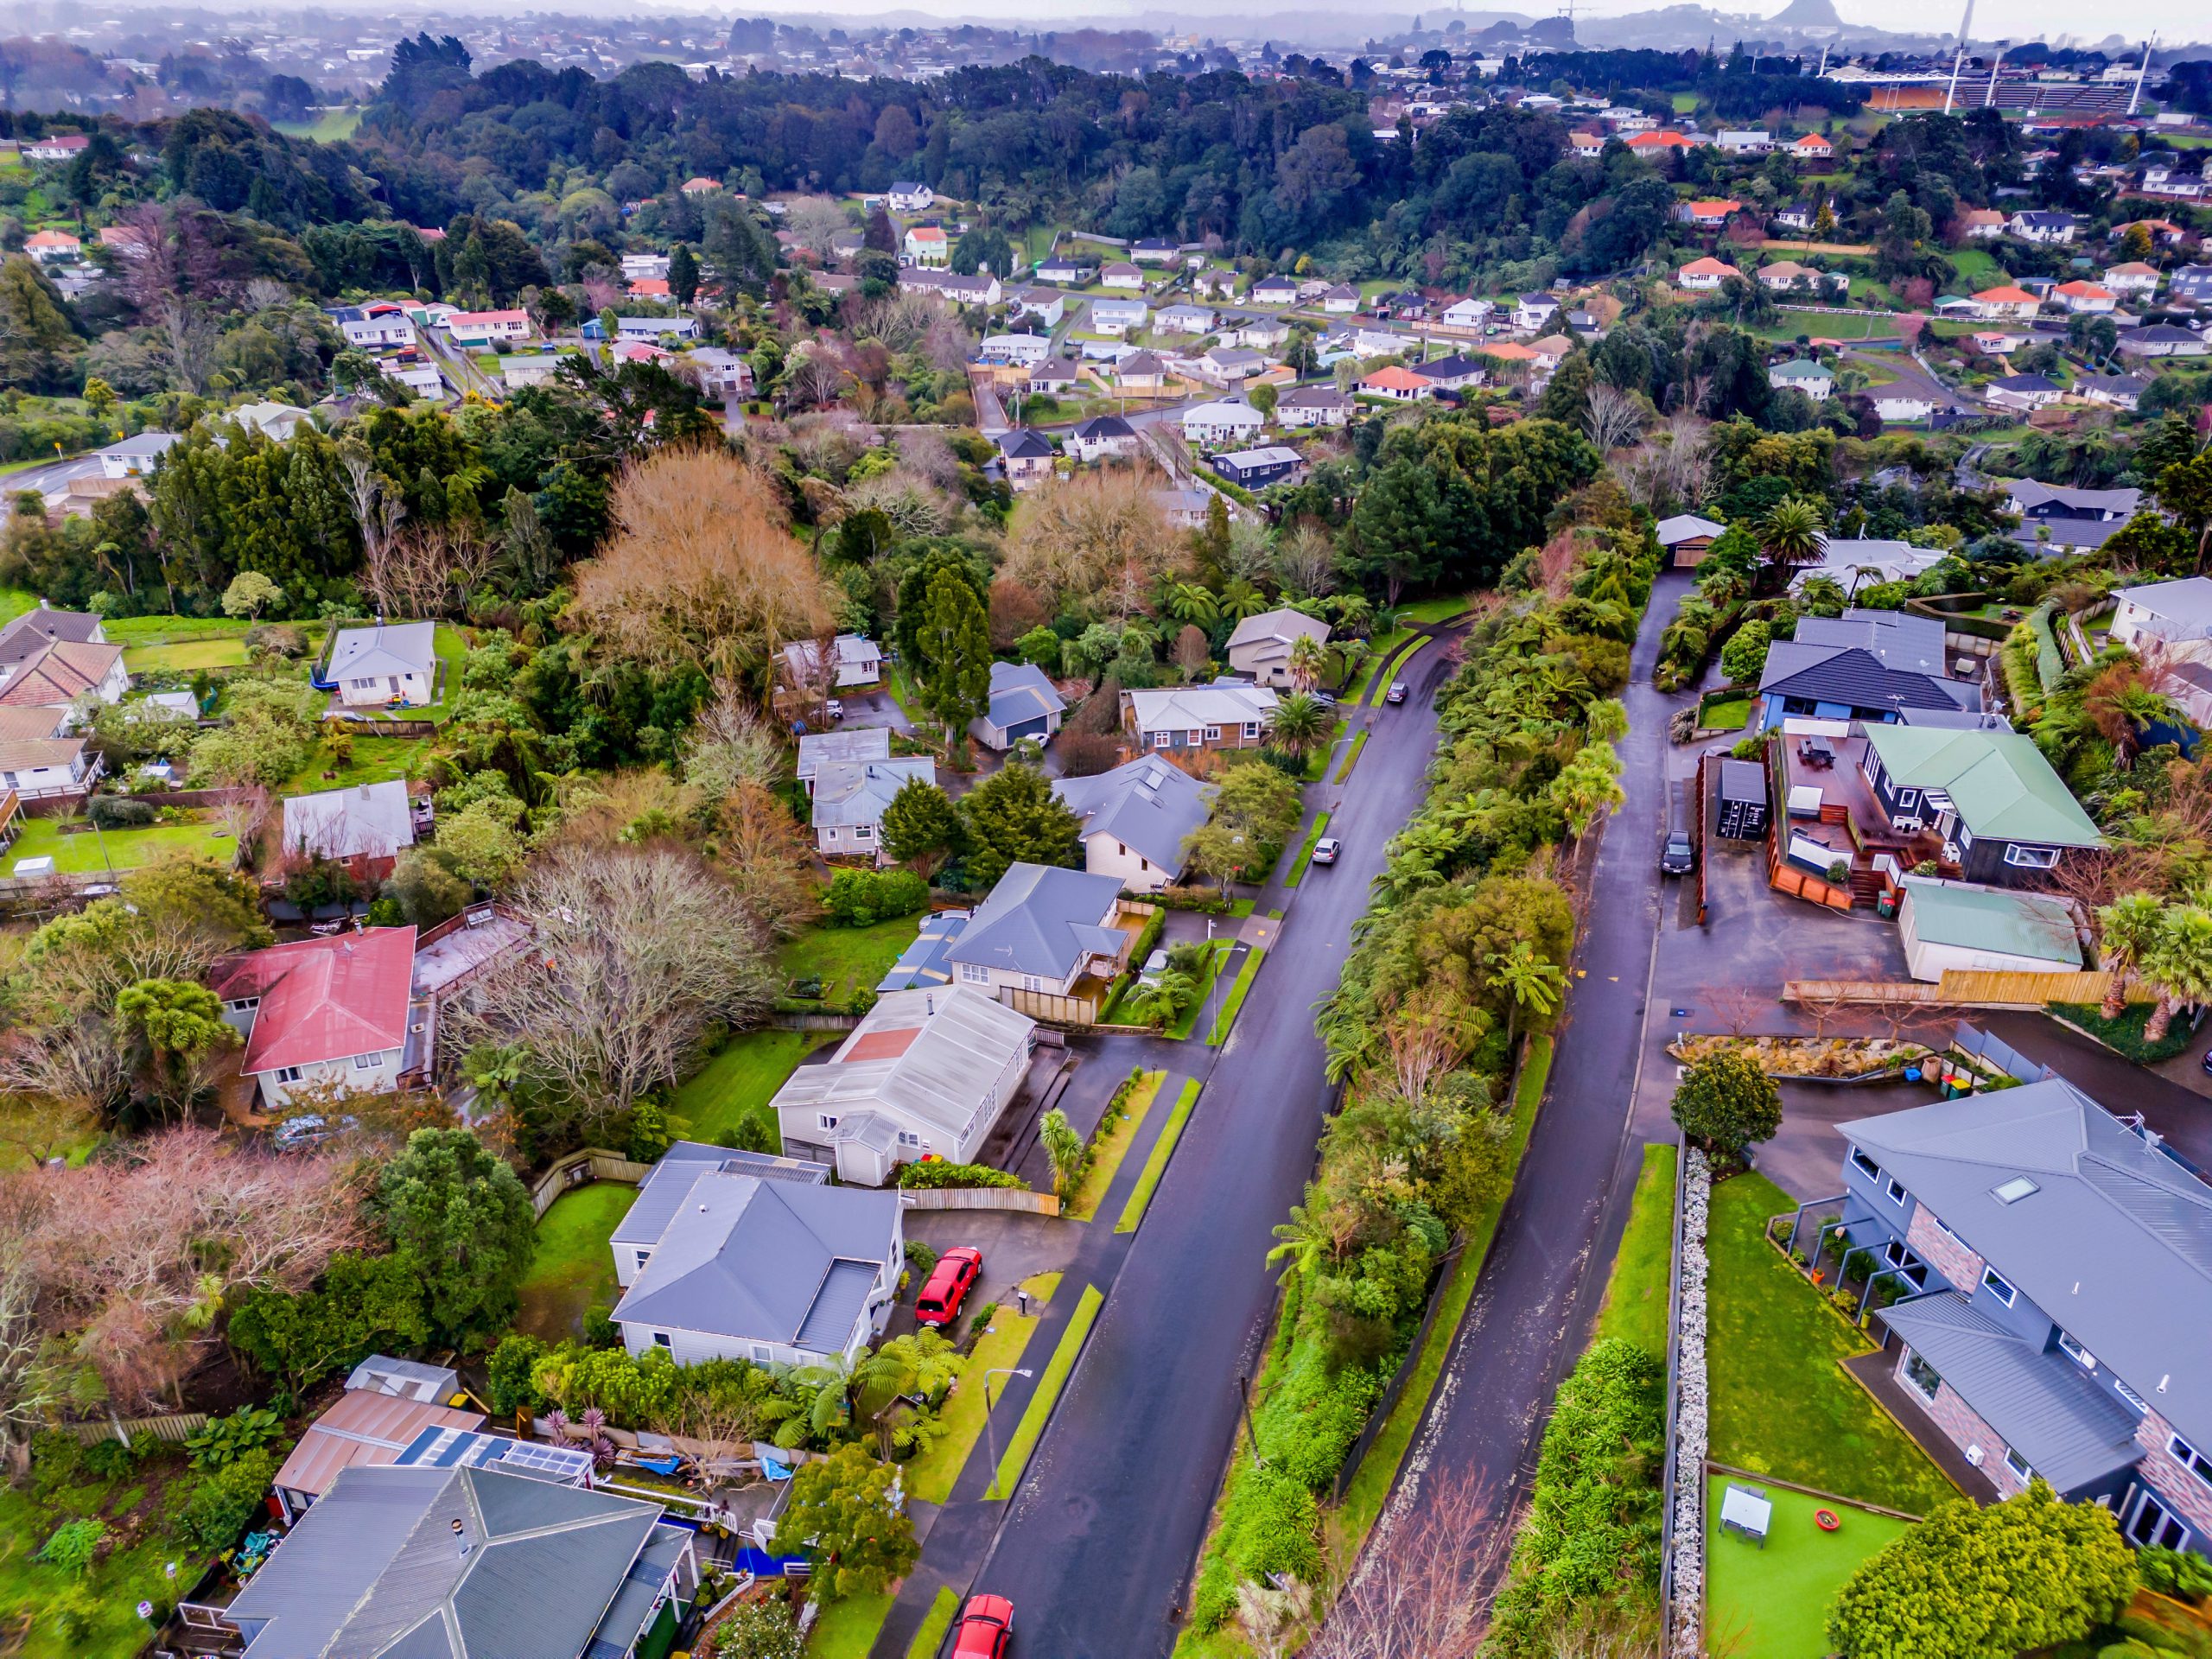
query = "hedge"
xmin=893 ymin=1160 xmax=1027 ymax=1191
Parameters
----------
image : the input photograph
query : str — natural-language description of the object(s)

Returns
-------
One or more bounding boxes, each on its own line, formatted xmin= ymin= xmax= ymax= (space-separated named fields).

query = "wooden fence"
xmin=1001 ymin=987 xmax=1102 ymax=1026
xmin=528 ymin=1147 xmax=654 ymax=1218
xmin=57 ymin=1411 xmax=211 ymax=1446
xmin=1784 ymin=969 xmax=2138 ymax=1008
xmin=899 ymin=1186 xmax=1061 ymax=1217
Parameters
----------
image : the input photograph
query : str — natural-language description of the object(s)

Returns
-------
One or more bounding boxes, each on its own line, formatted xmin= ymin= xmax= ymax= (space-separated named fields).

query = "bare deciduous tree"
xmin=1311 ymin=1465 xmax=1508 ymax=1659
xmin=1583 ymin=383 xmax=1645 ymax=454
xmin=1274 ymin=520 xmax=1341 ymax=597
xmin=1706 ymin=984 xmax=1770 ymax=1039
xmin=782 ymin=194 xmax=854 ymax=261
xmin=1003 ymin=467 xmax=1189 ymax=617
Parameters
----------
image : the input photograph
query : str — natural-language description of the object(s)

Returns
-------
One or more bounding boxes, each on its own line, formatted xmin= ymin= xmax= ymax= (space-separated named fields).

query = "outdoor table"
xmin=1720 ymin=1484 xmax=1772 ymax=1548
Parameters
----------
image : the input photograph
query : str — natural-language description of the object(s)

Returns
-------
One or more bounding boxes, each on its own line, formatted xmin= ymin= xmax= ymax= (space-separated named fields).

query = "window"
xmin=817 ymin=1114 xmax=839 ymax=1132
xmin=1981 ymin=1267 xmax=2017 ymax=1307
xmin=1930 ymin=1213 xmax=1969 ymax=1249
xmin=2171 ymin=1433 xmax=2212 ymax=1491
xmin=1904 ymin=1350 xmax=1942 ymax=1402
xmin=897 ymin=1130 xmax=920 ymax=1148
xmin=1850 ymin=1147 xmax=1881 ymax=1181
xmin=635 ymin=1250 xmax=652 ymax=1271
xmin=960 ymin=963 xmax=989 ymax=985
xmin=853 ymin=823 xmax=874 ymax=841
xmin=1204 ymin=725 xmax=1222 ymax=741
xmin=652 ymin=1332 xmax=672 ymax=1350
xmin=750 ymin=1343 xmax=771 ymax=1363
xmin=276 ymin=1066 xmax=302 ymax=1084
xmin=2004 ymin=1448 xmax=2034 ymax=1484
xmin=1023 ymin=975 xmax=1045 ymax=993
xmin=1187 ymin=729 xmax=1204 ymax=746
xmin=1116 ymin=842 xmax=1127 ymax=856
xmin=1897 ymin=789 xmax=1919 ymax=810
xmin=2131 ymin=1492 xmax=2192 ymax=1552
xmin=226 ymin=996 xmax=261 ymax=1014
xmin=1152 ymin=731 xmax=1172 ymax=749
xmin=1993 ymin=1176 xmax=2040 ymax=1204
xmin=2005 ymin=843 xmax=2061 ymax=869
xmin=353 ymin=1052 xmax=379 ymax=1070
xmin=2057 ymin=1330 xmax=2097 ymax=1370
xmin=2115 ymin=1376 xmax=2149 ymax=1413
xmin=1243 ymin=721 xmax=1262 ymax=740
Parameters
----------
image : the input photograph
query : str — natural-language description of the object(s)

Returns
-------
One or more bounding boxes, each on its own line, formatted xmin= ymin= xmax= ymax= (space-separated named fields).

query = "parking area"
xmin=830 ymin=685 xmax=912 ymax=733
xmin=887 ymin=1209 xmax=1082 ymax=1338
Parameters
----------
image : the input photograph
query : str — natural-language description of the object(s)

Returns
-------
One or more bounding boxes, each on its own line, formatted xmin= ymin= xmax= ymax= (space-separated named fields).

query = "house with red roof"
xmin=1791 ymin=132 xmax=1834 ymax=160
xmin=212 ymin=928 xmax=417 ymax=1112
xmin=1678 ymin=256 xmax=1738 ymax=292
xmin=1627 ymin=130 xmax=1694 ymax=153
xmin=902 ymin=225 xmax=949 ymax=267
xmin=23 ymin=229 xmax=79 ymax=263
xmin=2054 ymin=279 xmax=2116 ymax=315
xmin=1675 ymin=198 xmax=1742 ymax=228
xmin=1361 ymin=365 xmax=1433 ymax=402
xmin=1971 ymin=284 xmax=2043 ymax=322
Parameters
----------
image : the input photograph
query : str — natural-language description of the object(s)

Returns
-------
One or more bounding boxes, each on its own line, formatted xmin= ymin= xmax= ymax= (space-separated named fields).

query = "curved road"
xmin=1355 ymin=571 xmax=1692 ymax=1570
xmin=961 ymin=630 xmax=1465 ymax=1658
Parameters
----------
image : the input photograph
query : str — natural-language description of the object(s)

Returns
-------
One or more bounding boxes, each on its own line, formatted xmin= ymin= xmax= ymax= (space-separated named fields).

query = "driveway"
xmin=887 ymin=1211 xmax=1084 ymax=1341
xmin=1756 ymin=1077 xmax=1942 ymax=1202
xmin=832 ymin=686 xmax=912 ymax=734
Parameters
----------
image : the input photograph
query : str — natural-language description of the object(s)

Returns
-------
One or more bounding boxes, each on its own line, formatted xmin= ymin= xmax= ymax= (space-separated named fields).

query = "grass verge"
xmin=905 ymin=1272 xmax=1059 ymax=1503
xmin=1066 ymin=1073 xmax=1164 ymax=1220
xmin=807 ymin=1589 xmax=896 ymax=1659
xmin=1167 ymin=942 xmax=1236 ymax=1040
xmin=1351 ymin=631 xmax=1412 ymax=702
xmin=988 ymin=1283 xmax=1105 ymax=1498
xmin=1208 ymin=950 xmax=1264 ymax=1046
xmin=1708 ymin=1173 xmax=1956 ymax=1512
xmin=1330 ymin=1035 xmax=1553 ymax=1544
xmin=515 ymin=1181 xmax=632 ymax=1343
xmin=1115 ymin=1079 xmax=1202 ymax=1233
xmin=1284 ymin=811 xmax=1332 ymax=887
xmin=905 ymin=1586 xmax=962 ymax=1659
xmin=1366 ymin=636 xmax=1426 ymax=706
xmin=1332 ymin=730 xmax=1370 ymax=784
xmin=1302 ymin=720 xmax=1347 ymax=782
xmin=1590 ymin=1142 xmax=1679 ymax=1361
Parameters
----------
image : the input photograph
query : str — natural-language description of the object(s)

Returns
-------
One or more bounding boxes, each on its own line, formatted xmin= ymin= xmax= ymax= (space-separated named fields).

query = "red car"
xmin=915 ymin=1245 xmax=983 ymax=1327
xmin=951 ymin=1593 xmax=1014 ymax=1658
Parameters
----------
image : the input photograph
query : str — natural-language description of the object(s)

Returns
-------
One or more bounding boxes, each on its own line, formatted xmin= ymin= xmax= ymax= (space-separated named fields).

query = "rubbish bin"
xmin=1876 ymin=891 xmax=1897 ymax=919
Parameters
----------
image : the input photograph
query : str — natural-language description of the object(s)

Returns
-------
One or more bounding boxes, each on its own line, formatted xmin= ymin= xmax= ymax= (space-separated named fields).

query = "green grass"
xmin=1592 ymin=1143 xmax=1679 ymax=1361
xmin=1367 ymin=636 xmax=1427 ymax=706
xmin=121 ymin=637 xmax=251 ymax=673
xmin=1709 ymin=1173 xmax=1957 ymax=1513
xmin=274 ymin=107 xmax=362 ymax=141
xmin=1946 ymin=246 xmax=2002 ymax=287
xmin=1302 ymin=721 xmax=1345 ymax=783
xmin=1332 ymin=1034 xmax=1551 ymax=1542
xmin=1115 ymin=1080 xmax=1201 ymax=1233
xmin=1351 ymin=629 xmax=1413 ymax=701
xmin=99 ymin=614 xmax=257 ymax=646
xmin=806 ymin=1589 xmax=896 ymax=1659
xmin=1768 ymin=309 xmax=1892 ymax=341
xmin=0 ymin=585 xmax=35 ymax=623
xmin=0 ymin=1458 xmax=215 ymax=1659
xmin=1166 ymin=942 xmax=1236 ymax=1040
xmin=988 ymin=1282 xmax=1105 ymax=1498
xmin=1704 ymin=1478 xmax=1911 ymax=1659
xmin=669 ymin=1027 xmax=836 ymax=1147
xmin=2048 ymin=1001 xmax=2194 ymax=1065
xmin=1284 ymin=811 xmax=1332 ymax=887
xmin=777 ymin=918 xmax=917 ymax=1004
xmin=1230 ymin=897 xmax=1255 ymax=918
xmin=906 ymin=1270 xmax=1060 ymax=1503
xmin=288 ymin=734 xmax=434 ymax=794
xmin=906 ymin=1586 xmax=962 ymax=1659
xmin=1207 ymin=950 xmax=1264 ymax=1046
xmin=514 ymin=1182 xmax=632 ymax=1343
xmin=1389 ymin=593 xmax=1472 ymax=625
xmin=1700 ymin=694 xmax=1752 ymax=731
xmin=1332 ymin=729 xmax=1370 ymax=783
xmin=5 ymin=814 xmax=232 ymax=876
xmin=1672 ymin=90 xmax=1700 ymax=112
xmin=1067 ymin=1074 xmax=1163 ymax=1221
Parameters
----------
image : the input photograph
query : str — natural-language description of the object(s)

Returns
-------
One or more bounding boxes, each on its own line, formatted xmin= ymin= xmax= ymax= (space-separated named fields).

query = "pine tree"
xmin=668 ymin=243 xmax=699 ymax=306
xmin=912 ymin=570 xmax=992 ymax=740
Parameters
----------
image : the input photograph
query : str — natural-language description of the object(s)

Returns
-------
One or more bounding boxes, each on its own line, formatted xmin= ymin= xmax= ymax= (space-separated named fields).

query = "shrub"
xmin=79 ymin=1432 xmax=156 ymax=1479
xmin=823 ymin=868 xmax=930 ymax=926
xmin=486 ymin=1333 xmax=549 ymax=1416
xmin=2137 ymin=1546 xmax=2212 ymax=1603
xmin=904 ymin=1239 xmax=939 ymax=1281
xmin=180 ymin=1447 xmax=281 ymax=1552
xmin=87 ymin=794 xmax=159 ymax=829
xmin=36 ymin=1519 xmax=106 ymax=1575
xmin=894 ymin=1160 xmax=1026 ymax=1191
xmin=186 ymin=1406 xmax=285 ymax=1470
xmin=710 ymin=1599 xmax=804 ymax=1659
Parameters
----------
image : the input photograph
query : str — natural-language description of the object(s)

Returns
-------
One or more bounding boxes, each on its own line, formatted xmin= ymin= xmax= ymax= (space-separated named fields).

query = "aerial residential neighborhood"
xmin=9 ymin=11 xmax=2212 ymax=1659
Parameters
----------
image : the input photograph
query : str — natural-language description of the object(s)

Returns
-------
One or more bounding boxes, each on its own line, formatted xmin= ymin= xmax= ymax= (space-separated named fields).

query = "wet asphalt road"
xmin=963 ymin=633 xmax=1463 ymax=1658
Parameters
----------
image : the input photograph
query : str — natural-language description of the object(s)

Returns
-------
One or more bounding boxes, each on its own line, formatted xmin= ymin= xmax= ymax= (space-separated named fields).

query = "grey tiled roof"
xmin=1054 ymin=756 xmax=1215 ymax=874
xmin=947 ymin=861 xmax=1122 ymax=978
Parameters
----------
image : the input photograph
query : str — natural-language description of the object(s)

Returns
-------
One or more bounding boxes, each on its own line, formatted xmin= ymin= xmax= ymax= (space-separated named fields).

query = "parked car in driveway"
xmin=273 ymin=1113 xmax=359 ymax=1151
xmin=1660 ymin=830 xmax=1694 ymax=876
xmin=953 ymin=1594 xmax=1014 ymax=1658
xmin=1310 ymin=836 xmax=1341 ymax=866
xmin=1385 ymin=682 xmax=1409 ymax=704
xmin=916 ymin=1244 xmax=983 ymax=1326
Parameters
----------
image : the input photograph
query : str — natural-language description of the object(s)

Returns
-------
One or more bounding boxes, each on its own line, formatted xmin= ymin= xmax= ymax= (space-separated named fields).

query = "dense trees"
xmin=373 ymin=1128 xmax=537 ymax=1348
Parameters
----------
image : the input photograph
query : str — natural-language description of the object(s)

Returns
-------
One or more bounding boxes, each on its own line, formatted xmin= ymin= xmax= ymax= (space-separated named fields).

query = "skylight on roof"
xmin=1993 ymin=1176 xmax=2040 ymax=1205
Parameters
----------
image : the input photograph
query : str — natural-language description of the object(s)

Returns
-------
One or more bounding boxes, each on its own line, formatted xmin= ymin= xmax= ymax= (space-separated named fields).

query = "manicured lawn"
xmin=1708 ymin=1173 xmax=1957 ymax=1513
xmin=1333 ymin=1035 xmax=1551 ymax=1544
xmin=1332 ymin=729 xmax=1370 ymax=783
xmin=287 ymin=734 xmax=434 ymax=794
xmin=1705 ymin=1478 xmax=1911 ymax=1659
xmin=989 ymin=1282 xmax=1104 ymax=1498
xmin=905 ymin=1586 xmax=962 ymax=1659
xmin=1770 ymin=309 xmax=1892 ymax=340
xmin=1067 ymin=1075 xmax=1162 ymax=1221
xmin=806 ymin=1589 xmax=895 ymax=1659
xmin=777 ymin=919 xmax=916 ymax=1004
xmin=0 ymin=1456 xmax=217 ymax=1659
xmin=1947 ymin=247 xmax=2002 ymax=286
xmin=1115 ymin=1080 xmax=1201 ymax=1233
xmin=122 ymin=637 xmax=250 ymax=673
xmin=100 ymin=614 xmax=258 ymax=645
xmin=1592 ymin=1142 xmax=1679 ymax=1361
xmin=905 ymin=1270 xmax=1061 ymax=1503
xmin=1700 ymin=694 xmax=1752 ymax=731
xmin=670 ymin=1028 xmax=835 ymax=1147
xmin=1207 ymin=950 xmax=1264 ymax=1046
xmin=1391 ymin=593 xmax=1472 ymax=625
xmin=514 ymin=1181 xmax=632 ymax=1343
xmin=1285 ymin=811 xmax=1332 ymax=887
xmin=5 ymin=813 xmax=234 ymax=876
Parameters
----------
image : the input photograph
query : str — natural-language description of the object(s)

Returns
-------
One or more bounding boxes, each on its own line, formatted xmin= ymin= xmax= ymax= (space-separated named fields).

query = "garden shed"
xmin=1896 ymin=880 xmax=2083 ymax=983
xmin=1717 ymin=760 xmax=1770 ymax=841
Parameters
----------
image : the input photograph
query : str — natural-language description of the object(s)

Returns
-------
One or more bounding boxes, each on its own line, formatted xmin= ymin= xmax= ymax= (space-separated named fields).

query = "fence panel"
xmin=898 ymin=1186 xmax=1061 ymax=1217
xmin=1936 ymin=967 xmax=2126 ymax=1005
xmin=1001 ymin=988 xmax=1098 ymax=1026
xmin=529 ymin=1147 xmax=648 ymax=1217
xmin=58 ymin=1411 xmax=210 ymax=1446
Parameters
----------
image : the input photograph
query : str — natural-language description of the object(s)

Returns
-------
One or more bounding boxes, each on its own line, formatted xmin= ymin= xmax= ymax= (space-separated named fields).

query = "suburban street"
xmin=874 ymin=627 xmax=1465 ymax=1659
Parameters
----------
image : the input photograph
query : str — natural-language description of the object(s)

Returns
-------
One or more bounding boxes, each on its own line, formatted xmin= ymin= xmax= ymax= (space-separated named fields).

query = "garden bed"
xmin=1668 ymin=1034 xmax=1933 ymax=1081
xmin=2048 ymin=1001 xmax=2199 ymax=1066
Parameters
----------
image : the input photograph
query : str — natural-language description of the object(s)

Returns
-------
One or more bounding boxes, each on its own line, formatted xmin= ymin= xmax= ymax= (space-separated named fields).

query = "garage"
xmin=1897 ymin=880 xmax=2083 ymax=984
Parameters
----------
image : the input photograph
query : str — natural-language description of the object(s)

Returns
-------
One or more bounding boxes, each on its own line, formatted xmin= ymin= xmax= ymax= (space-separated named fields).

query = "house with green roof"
xmin=1860 ymin=725 xmax=2102 ymax=887
xmin=1896 ymin=879 xmax=2084 ymax=982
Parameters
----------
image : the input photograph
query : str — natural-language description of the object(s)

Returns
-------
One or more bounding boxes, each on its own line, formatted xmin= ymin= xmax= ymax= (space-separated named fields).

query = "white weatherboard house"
xmin=2110 ymin=577 xmax=2212 ymax=664
xmin=1181 ymin=399 xmax=1266 ymax=447
xmin=771 ymin=986 xmax=1038 ymax=1183
xmin=811 ymin=756 xmax=936 ymax=862
xmin=610 ymin=1164 xmax=900 ymax=1366
xmin=945 ymin=862 xmax=1135 ymax=1001
xmin=782 ymin=633 xmax=884 ymax=690
xmin=282 ymin=779 xmax=417 ymax=866
xmin=210 ymin=927 xmax=416 ymax=1113
xmin=1053 ymin=756 xmax=1215 ymax=893
xmin=327 ymin=621 xmax=438 ymax=708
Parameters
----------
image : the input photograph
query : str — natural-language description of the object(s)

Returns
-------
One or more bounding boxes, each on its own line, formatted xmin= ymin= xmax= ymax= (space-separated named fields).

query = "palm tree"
xmin=1217 ymin=580 xmax=1268 ymax=623
xmin=1331 ymin=634 xmax=1373 ymax=687
xmin=1484 ymin=940 xmax=1567 ymax=1048
xmin=2085 ymin=663 xmax=2177 ymax=770
xmin=1286 ymin=632 xmax=1330 ymax=693
xmin=1265 ymin=1198 xmax=1344 ymax=1281
xmin=2142 ymin=904 xmax=2212 ymax=1042
xmin=1268 ymin=691 xmax=1331 ymax=760
xmin=1758 ymin=496 xmax=1827 ymax=586
xmin=2095 ymin=892 xmax=2167 ymax=1020
xmin=1162 ymin=582 xmax=1220 ymax=627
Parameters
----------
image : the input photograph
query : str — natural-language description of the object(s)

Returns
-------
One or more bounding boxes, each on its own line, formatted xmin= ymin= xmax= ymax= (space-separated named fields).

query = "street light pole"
xmin=981 ymin=1366 xmax=1033 ymax=1501
xmin=1206 ymin=916 xmax=1218 ymax=1046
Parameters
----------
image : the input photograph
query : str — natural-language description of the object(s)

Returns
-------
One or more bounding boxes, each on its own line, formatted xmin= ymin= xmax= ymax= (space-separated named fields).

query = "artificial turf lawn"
xmin=988 ymin=1282 xmax=1104 ymax=1498
xmin=905 ymin=1270 xmax=1061 ymax=1503
xmin=776 ymin=918 xmax=917 ymax=1003
xmin=669 ymin=1027 xmax=835 ymax=1147
xmin=1592 ymin=1142 xmax=1680 ymax=1362
xmin=4 ymin=813 xmax=232 ymax=875
xmin=1066 ymin=1074 xmax=1163 ymax=1221
xmin=1116 ymin=1080 xmax=1203 ymax=1232
xmin=1703 ymin=1477 xmax=1911 ymax=1659
xmin=513 ymin=1181 xmax=632 ymax=1342
xmin=1708 ymin=1173 xmax=1957 ymax=1514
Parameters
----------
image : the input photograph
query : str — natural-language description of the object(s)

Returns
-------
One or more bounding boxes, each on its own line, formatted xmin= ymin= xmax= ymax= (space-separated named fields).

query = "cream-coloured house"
xmin=1225 ymin=607 xmax=1332 ymax=688
xmin=210 ymin=928 xmax=416 ymax=1113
